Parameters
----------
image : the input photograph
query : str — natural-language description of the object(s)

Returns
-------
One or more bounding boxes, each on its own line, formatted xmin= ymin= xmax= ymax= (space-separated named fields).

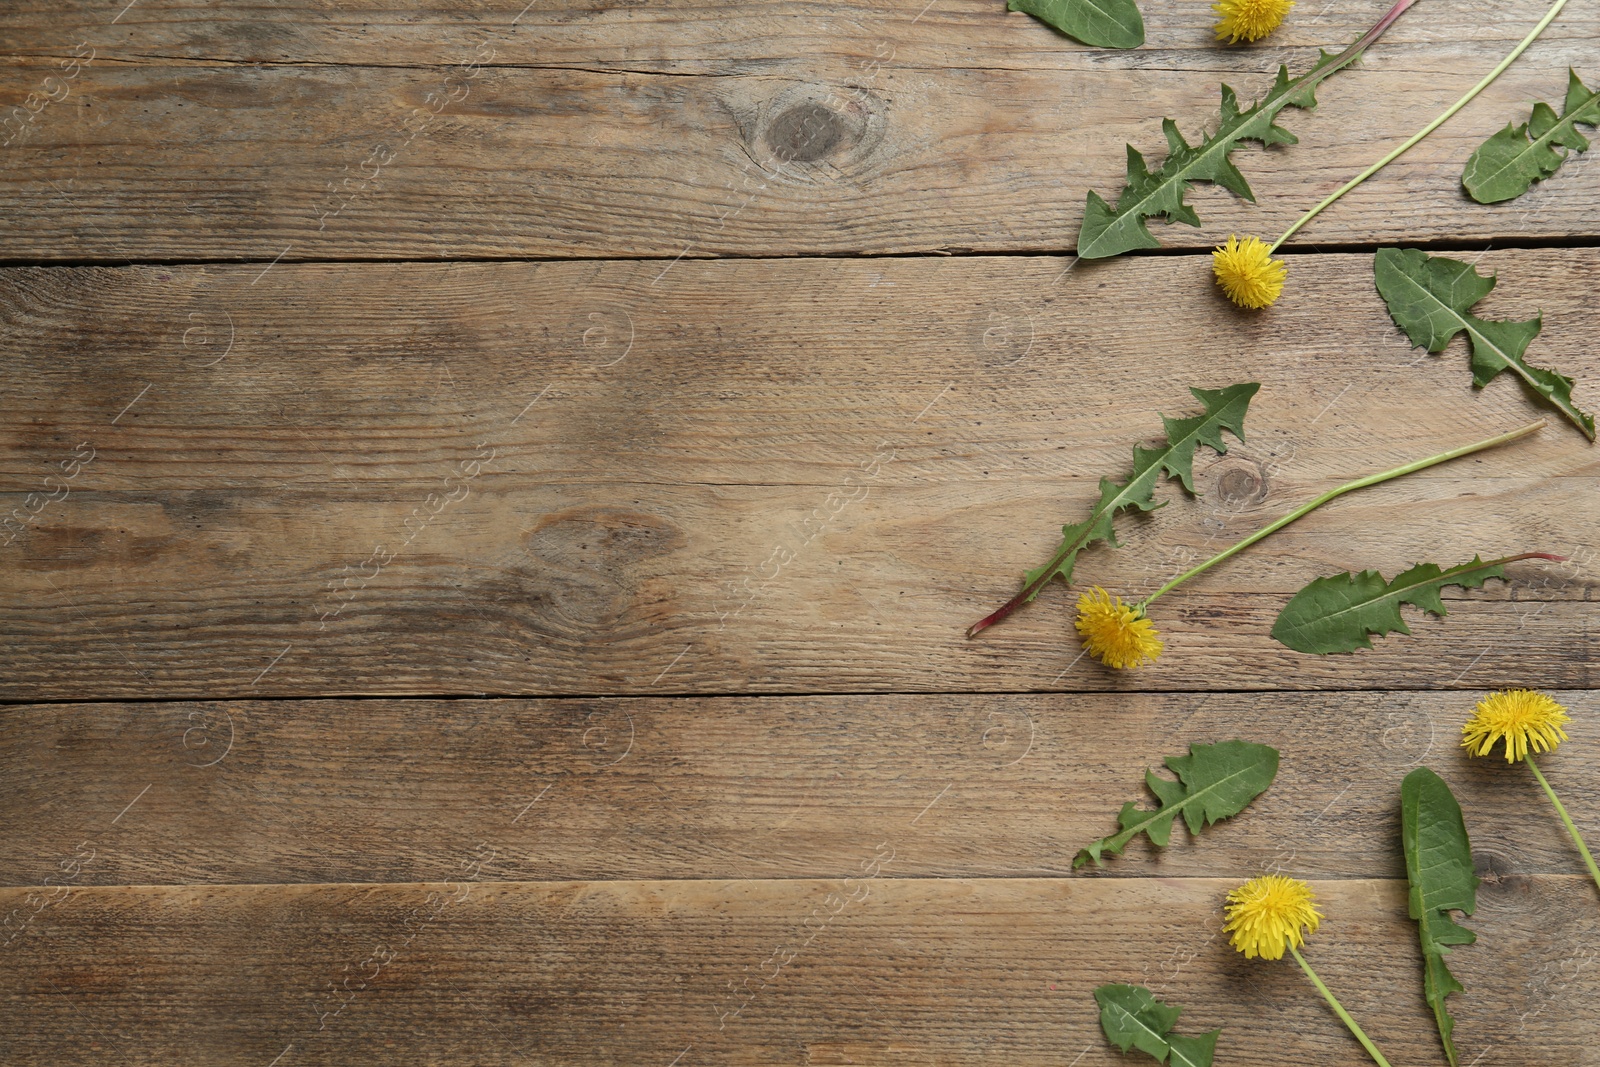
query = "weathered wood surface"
xmin=3 ymin=251 xmax=1596 ymax=700
xmin=5 ymin=2 xmax=1600 ymax=1065
xmin=3 ymin=876 xmax=1597 ymax=1065
xmin=4 ymin=693 xmax=1598 ymax=886
xmin=2 ymin=0 xmax=1598 ymax=260
xmin=13 ymin=0 xmax=1596 ymax=69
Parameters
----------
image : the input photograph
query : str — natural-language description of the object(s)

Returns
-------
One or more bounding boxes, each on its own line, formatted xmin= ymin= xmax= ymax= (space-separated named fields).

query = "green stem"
xmin=1137 ymin=419 xmax=1544 ymax=610
xmin=1526 ymin=754 xmax=1600 ymax=897
xmin=1289 ymin=946 xmax=1394 ymax=1067
xmin=1268 ymin=0 xmax=1574 ymax=254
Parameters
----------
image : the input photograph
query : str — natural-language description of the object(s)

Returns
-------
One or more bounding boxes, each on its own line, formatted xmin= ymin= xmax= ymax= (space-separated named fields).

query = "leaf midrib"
xmin=1471 ymin=87 xmax=1600 ymax=191
xmin=1389 ymin=261 xmax=1552 ymax=400
xmin=1108 ymin=759 xmax=1268 ymax=844
xmin=1277 ymin=559 xmax=1499 ymax=641
xmin=1385 ymin=256 xmax=1592 ymax=438
xmin=1405 ymin=780 xmax=1470 ymax=1067
xmin=1421 ymin=950 xmax=1463 ymax=1065
xmin=1104 ymin=1002 xmax=1170 ymax=1054
xmin=1087 ymin=57 xmax=1346 ymax=255
xmin=1170 ymin=1039 xmax=1211 ymax=1067
xmin=1090 ymin=103 xmax=1276 ymax=253
xmin=1061 ymin=0 xmax=1139 ymax=33
xmin=1023 ymin=399 xmax=1244 ymax=600
xmin=1100 ymin=410 xmax=1227 ymax=519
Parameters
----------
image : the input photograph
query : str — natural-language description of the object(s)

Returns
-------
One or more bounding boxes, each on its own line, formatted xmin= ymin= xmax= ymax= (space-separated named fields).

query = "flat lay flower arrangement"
xmin=971 ymin=0 xmax=1598 ymax=1062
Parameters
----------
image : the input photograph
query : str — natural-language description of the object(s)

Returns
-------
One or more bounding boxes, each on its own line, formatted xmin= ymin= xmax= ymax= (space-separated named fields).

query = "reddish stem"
xmin=967 ymin=586 xmax=1044 ymax=640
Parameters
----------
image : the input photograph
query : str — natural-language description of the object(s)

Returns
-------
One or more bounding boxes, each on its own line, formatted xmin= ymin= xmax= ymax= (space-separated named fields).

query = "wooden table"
xmin=3 ymin=0 xmax=1597 ymax=1062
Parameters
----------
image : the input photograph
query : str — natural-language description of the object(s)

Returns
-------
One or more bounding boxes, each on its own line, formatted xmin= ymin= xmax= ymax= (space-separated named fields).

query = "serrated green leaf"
xmin=1074 ymin=0 xmax=1421 ymax=259
xmin=1463 ymin=69 xmax=1600 ymax=203
xmin=1402 ymin=767 xmax=1479 ymax=1067
xmin=1008 ymin=0 xmax=1143 ymax=49
xmin=1026 ymin=381 xmax=1255 ymax=592
xmin=1271 ymin=555 xmax=1521 ymax=654
xmin=1094 ymin=984 xmax=1217 ymax=1065
xmin=1373 ymin=248 xmax=1595 ymax=440
xmin=1074 ymin=0 xmax=1423 ymax=262
xmin=1096 ymin=984 xmax=1182 ymax=1060
xmin=1075 ymin=740 xmax=1279 ymax=869
xmin=969 ymin=381 xmax=1258 ymax=639
xmin=1077 ymin=55 xmax=1335 ymax=259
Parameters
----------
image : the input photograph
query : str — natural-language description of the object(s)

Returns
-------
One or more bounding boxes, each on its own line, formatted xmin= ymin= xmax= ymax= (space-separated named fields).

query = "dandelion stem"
xmin=1268 ymin=0 xmax=1574 ymax=254
xmin=1526 ymin=754 xmax=1600 ymax=896
xmin=1276 ymin=0 xmax=1419 ymax=101
xmin=1289 ymin=946 xmax=1394 ymax=1067
xmin=1138 ymin=419 xmax=1546 ymax=610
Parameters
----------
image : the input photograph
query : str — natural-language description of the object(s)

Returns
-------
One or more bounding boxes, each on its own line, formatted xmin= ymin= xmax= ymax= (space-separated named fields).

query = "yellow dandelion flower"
xmin=1462 ymin=689 xmax=1571 ymax=763
xmin=1224 ymin=874 xmax=1322 ymax=960
xmin=1212 ymin=235 xmax=1287 ymax=309
xmin=1075 ymin=586 xmax=1163 ymax=670
xmin=1213 ymin=0 xmax=1295 ymax=43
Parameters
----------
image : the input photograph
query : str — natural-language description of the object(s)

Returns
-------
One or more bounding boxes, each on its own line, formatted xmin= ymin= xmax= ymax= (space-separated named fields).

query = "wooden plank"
xmin=4 ymin=692 xmax=1598 ymax=887
xmin=2 ymin=876 xmax=1596 ymax=1064
xmin=3 ymin=251 xmax=1596 ymax=699
xmin=1 ymin=0 xmax=1597 ymax=259
xmin=12 ymin=0 xmax=1596 ymax=71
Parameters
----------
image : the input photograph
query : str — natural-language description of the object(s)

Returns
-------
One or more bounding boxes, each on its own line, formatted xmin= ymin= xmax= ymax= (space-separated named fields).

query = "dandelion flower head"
xmin=1075 ymin=586 xmax=1164 ymax=670
xmin=1212 ymin=235 xmax=1288 ymax=309
xmin=1214 ymin=0 xmax=1295 ymax=43
xmin=1462 ymin=688 xmax=1571 ymax=763
xmin=1224 ymin=874 xmax=1322 ymax=960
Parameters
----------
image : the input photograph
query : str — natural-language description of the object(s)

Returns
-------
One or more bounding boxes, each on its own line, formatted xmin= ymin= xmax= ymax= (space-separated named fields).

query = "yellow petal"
xmin=1461 ymin=689 xmax=1571 ymax=762
xmin=1075 ymin=587 xmax=1164 ymax=669
xmin=1212 ymin=235 xmax=1287 ymax=309
xmin=1214 ymin=0 xmax=1296 ymax=43
xmin=1223 ymin=874 xmax=1322 ymax=960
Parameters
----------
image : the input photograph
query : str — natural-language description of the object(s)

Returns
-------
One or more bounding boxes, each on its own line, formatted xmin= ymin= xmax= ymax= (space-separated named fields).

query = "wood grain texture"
xmin=1 ymin=0 xmax=1598 ymax=259
xmin=3 ymin=876 xmax=1597 ymax=1065
xmin=4 ymin=692 xmax=1599 ymax=887
xmin=3 ymin=251 xmax=1596 ymax=700
xmin=14 ymin=0 xmax=1595 ymax=70
xmin=5 ymin=3 xmax=1600 ymax=1064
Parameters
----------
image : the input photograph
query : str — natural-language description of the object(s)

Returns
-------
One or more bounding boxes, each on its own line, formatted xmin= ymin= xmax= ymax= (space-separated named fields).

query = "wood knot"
xmin=765 ymin=103 xmax=848 ymax=162
xmin=737 ymin=85 xmax=886 ymax=174
xmin=1211 ymin=458 xmax=1269 ymax=508
xmin=511 ymin=507 xmax=685 ymax=629
xmin=1473 ymin=848 xmax=1528 ymax=893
